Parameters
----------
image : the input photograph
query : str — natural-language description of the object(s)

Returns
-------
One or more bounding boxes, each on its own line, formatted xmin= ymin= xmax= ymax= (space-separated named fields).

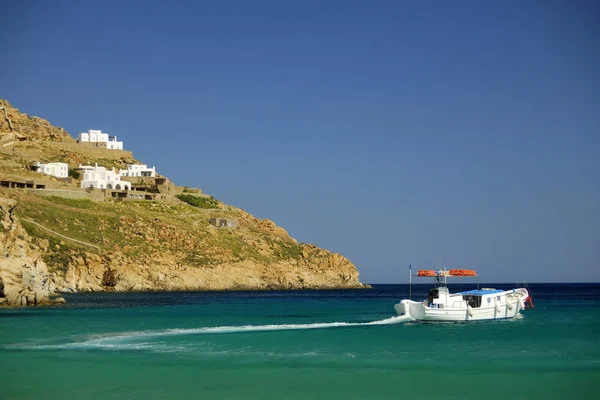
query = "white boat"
xmin=394 ymin=267 xmax=533 ymax=322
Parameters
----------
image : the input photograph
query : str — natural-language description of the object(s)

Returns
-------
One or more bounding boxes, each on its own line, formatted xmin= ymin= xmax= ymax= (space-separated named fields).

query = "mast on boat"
xmin=409 ymin=263 xmax=412 ymax=300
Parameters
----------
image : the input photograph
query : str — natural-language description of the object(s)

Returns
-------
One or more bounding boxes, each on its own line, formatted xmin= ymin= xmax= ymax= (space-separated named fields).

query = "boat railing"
xmin=515 ymin=281 xmax=535 ymax=308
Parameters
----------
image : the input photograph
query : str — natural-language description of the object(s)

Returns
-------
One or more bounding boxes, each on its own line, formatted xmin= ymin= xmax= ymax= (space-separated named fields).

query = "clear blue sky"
xmin=1 ymin=1 xmax=598 ymax=283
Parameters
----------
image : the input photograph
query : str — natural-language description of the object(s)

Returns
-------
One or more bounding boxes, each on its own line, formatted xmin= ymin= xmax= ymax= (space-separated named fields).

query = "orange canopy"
xmin=449 ymin=269 xmax=477 ymax=276
xmin=417 ymin=270 xmax=437 ymax=277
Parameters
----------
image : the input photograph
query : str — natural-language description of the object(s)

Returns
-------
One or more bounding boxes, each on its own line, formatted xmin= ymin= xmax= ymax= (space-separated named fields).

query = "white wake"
xmin=8 ymin=315 xmax=413 ymax=351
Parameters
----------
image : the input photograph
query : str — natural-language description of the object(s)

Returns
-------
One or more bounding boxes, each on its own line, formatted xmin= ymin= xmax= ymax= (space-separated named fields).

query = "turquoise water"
xmin=1 ymin=284 xmax=598 ymax=399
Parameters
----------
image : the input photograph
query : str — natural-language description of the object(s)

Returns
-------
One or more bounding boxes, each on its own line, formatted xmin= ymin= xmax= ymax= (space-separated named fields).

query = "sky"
xmin=1 ymin=0 xmax=599 ymax=283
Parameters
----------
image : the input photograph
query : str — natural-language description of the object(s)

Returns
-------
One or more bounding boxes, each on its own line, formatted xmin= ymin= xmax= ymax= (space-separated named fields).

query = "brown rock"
xmin=0 ymin=197 xmax=62 ymax=306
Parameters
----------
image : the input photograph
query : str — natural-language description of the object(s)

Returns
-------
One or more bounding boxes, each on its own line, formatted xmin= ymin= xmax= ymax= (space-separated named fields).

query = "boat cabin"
xmin=426 ymin=287 xmax=507 ymax=310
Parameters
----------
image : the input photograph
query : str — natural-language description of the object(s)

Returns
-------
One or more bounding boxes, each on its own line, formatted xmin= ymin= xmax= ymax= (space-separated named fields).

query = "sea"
xmin=1 ymin=283 xmax=598 ymax=399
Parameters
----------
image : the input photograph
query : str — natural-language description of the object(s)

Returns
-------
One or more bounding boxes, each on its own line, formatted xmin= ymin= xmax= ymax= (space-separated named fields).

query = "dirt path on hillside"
xmin=17 ymin=217 xmax=101 ymax=250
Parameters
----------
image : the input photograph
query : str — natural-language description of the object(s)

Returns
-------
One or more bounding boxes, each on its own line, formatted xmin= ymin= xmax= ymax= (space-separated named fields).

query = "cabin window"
xmin=462 ymin=295 xmax=482 ymax=308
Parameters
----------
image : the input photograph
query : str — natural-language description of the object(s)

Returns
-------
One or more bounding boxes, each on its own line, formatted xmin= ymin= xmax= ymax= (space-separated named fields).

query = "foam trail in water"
xmin=8 ymin=315 xmax=413 ymax=351
xmin=113 ymin=315 xmax=412 ymax=340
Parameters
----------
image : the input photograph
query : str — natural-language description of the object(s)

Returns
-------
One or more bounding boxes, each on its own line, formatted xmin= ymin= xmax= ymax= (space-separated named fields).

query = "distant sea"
xmin=1 ymin=283 xmax=598 ymax=399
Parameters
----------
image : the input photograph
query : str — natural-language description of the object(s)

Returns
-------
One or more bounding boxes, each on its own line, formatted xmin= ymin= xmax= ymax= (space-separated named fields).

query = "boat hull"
xmin=394 ymin=298 xmax=524 ymax=322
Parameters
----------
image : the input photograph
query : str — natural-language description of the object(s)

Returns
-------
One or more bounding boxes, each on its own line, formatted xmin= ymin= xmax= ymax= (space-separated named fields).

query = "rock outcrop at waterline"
xmin=49 ymin=249 xmax=363 ymax=293
xmin=0 ymin=198 xmax=65 ymax=306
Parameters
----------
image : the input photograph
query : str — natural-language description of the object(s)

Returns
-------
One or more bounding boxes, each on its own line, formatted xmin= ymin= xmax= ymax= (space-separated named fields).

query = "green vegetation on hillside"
xmin=19 ymin=219 xmax=94 ymax=273
xmin=261 ymin=235 xmax=304 ymax=260
xmin=176 ymin=194 xmax=219 ymax=209
xmin=16 ymin=196 xmax=149 ymax=271
xmin=68 ymin=168 xmax=80 ymax=179
xmin=12 ymin=193 xmax=304 ymax=273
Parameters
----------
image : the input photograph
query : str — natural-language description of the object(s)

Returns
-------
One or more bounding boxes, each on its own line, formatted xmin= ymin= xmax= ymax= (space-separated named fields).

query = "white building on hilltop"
xmin=77 ymin=129 xmax=123 ymax=150
xmin=79 ymin=163 xmax=131 ymax=190
xmin=34 ymin=162 xmax=68 ymax=178
xmin=119 ymin=164 xmax=156 ymax=178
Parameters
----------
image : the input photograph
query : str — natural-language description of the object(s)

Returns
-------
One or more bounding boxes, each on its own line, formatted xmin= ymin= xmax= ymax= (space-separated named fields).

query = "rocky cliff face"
xmin=0 ymin=197 xmax=64 ymax=306
xmin=4 ymin=191 xmax=366 ymax=295
xmin=49 ymin=247 xmax=363 ymax=293
xmin=36 ymin=201 xmax=366 ymax=293
xmin=1 ymin=188 xmax=367 ymax=301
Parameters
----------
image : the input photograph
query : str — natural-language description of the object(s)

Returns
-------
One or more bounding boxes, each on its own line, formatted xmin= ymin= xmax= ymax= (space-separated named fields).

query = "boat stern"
xmin=394 ymin=301 xmax=408 ymax=317
xmin=394 ymin=299 xmax=423 ymax=320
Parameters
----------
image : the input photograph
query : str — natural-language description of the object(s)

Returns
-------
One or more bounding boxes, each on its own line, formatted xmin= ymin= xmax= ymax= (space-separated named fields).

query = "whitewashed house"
xmin=34 ymin=162 xmax=69 ymax=178
xmin=77 ymin=129 xmax=123 ymax=150
xmin=119 ymin=164 xmax=156 ymax=178
xmin=79 ymin=163 xmax=131 ymax=190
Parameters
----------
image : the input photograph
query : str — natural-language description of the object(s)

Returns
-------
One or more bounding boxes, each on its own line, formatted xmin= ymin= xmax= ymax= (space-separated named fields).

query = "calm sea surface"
xmin=1 ymin=283 xmax=598 ymax=399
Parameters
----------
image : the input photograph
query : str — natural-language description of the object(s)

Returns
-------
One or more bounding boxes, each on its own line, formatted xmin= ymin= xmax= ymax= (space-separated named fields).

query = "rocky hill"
xmin=0 ymin=100 xmax=367 ymax=306
xmin=0 ymin=99 xmax=72 ymax=142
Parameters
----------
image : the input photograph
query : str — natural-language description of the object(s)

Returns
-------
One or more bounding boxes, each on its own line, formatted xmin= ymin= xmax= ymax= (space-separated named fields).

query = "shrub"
xmin=176 ymin=194 xmax=219 ymax=209
xmin=68 ymin=168 xmax=80 ymax=179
